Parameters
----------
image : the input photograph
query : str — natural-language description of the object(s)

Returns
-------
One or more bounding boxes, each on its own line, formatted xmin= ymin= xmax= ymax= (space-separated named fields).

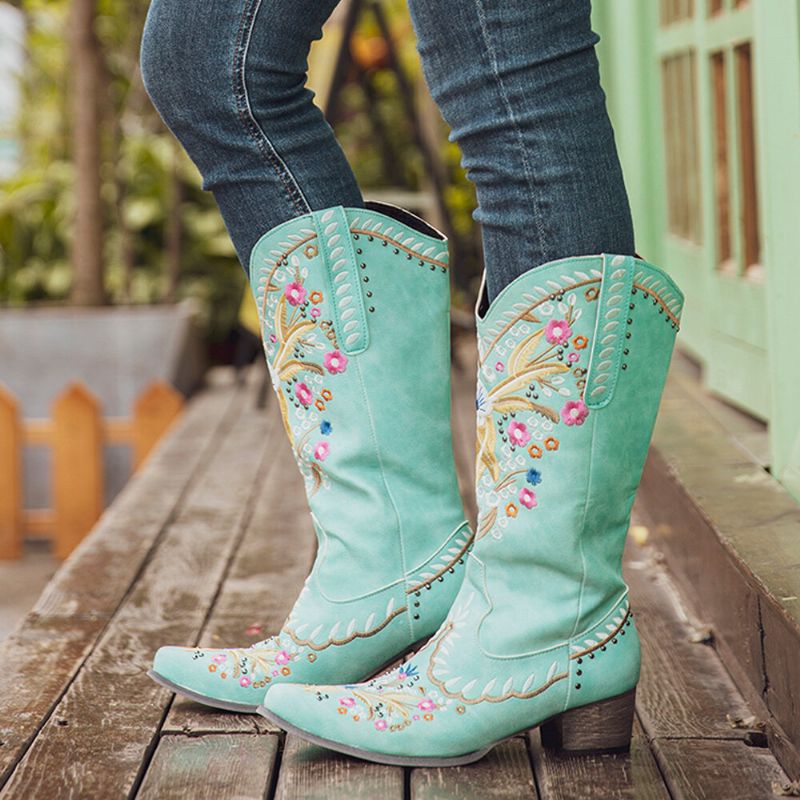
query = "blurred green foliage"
xmin=0 ymin=0 xmax=480 ymax=345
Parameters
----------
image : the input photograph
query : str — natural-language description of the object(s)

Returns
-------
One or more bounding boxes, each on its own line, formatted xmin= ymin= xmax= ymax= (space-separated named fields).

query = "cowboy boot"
xmin=258 ymin=253 xmax=683 ymax=763
xmin=148 ymin=203 xmax=473 ymax=711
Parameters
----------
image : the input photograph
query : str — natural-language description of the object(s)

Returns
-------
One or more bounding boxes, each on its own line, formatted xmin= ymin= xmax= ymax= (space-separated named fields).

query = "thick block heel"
xmin=540 ymin=689 xmax=636 ymax=754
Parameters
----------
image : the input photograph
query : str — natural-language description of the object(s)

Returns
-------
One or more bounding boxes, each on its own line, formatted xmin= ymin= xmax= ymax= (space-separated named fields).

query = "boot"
xmin=149 ymin=203 xmax=473 ymax=711
xmin=258 ymin=253 xmax=683 ymax=763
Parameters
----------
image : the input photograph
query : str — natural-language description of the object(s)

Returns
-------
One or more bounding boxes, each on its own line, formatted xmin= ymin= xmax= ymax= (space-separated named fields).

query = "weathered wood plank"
xmin=32 ymin=371 xmax=240 ymax=619
xmin=651 ymin=737 xmax=787 ymax=800
xmin=163 ymin=406 xmax=313 ymax=735
xmin=0 ymin=373 xmax=241 ymax=787
xmin=411 ymin=738 xmax=538 ymax=799
xmin=624 ymin=541 xmax=753 ymax=740
xmin=135 ymin=733 xmax=279 ymax=800
xmin=0 ymin=378 xmax=273 ymax=799
xmin=636 ymin=456 xmax=767 ymax=710
xmin=530 ymin=721 xmax=668 ymax=800
xmin=274 ymin=736 xmax=404 ymax=800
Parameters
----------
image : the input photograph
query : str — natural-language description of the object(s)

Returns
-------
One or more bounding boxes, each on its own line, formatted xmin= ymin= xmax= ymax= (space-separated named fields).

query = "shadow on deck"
xmin=0 ymin=339 xmax=790 ymax=799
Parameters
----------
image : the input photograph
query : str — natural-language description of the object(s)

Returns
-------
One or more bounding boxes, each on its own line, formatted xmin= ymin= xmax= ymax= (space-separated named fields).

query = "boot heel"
xmin=540 ymin=689 xmax=636 ymax=754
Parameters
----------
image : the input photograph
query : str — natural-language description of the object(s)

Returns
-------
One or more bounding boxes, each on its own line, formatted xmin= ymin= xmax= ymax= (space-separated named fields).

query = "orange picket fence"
xmin=0 ymin=381 xmax=183 ymax=560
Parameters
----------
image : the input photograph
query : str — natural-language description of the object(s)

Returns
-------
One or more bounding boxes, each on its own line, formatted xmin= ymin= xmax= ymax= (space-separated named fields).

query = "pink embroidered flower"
xmin=374 ymin=719 xmax=388 ymax=731
xmin=545 ymin=318 xmax=572 ymax=346
xmin=561 ymin=399 xmax=589 ymax=426
xmin=310 ymin=307 xmax=321 ymax=318
xmin=211 ymin=653 xmax=227 ymax=664
xmin=275 ymin=650 xmax=290 ymax=666
xmin=294 ymin=382 xmax=313 ymax=406
xmin=239 ymin=676 xmax=251 ymax=687
xmin=339 ymin=697 xmax=356 ymax=708
xmin=269 ymin=334 xmax=277 ymax=343
xmin=519 ymin=487 xmax=537 ymax=509
xmin=323 ymin=349 xmax=348 ymax=374
xmin=567 ymin=352 xmax=579 ymax=364
xmin=495 ymin=360 xmax=504 ymax=372
xmin=313 ymin=441 xmax=329 ymax=461
xmin=507 ymin=420 xmax=531 ymax=447
xmin=417 ymin=699 xmax=436 ymax=712
xmin=284 ymin=282 xmax=307 ymax=306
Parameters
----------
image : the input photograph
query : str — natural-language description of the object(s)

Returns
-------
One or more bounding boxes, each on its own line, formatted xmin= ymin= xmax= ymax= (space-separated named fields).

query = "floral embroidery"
xmin=507 ymin=420 xmax=531 ymax=447
xmin=310 ymin=660 xmax=447 ymax=734
xmin=309 ymin=290 xmax=323 ymax=304
xmin=315 ymin=399 xmax=326 ymax=411
xmin=518 ymin=487 xmax=537 ymax=509
xmin=545 ymin=437 xmax=559 ymax=451
xmin=321 ymin=389 xmax=333 ymax=401
xmin=544 ymin=318 xmax=572 ymax=345
xmin=573 ymin=335 xmax=588 ymax=349
xmin=310 ymin=307 xmax=321 ymax=319
xmin=528 ymin=444 xmax=542 ymax=459
xmin=324 ymin=349 xmax=348 ymax=374
xmin=561 ymin=399 xmax=589 ymax=426
xmin=567 ymin=352 xmax=579 ymax=364
xmin=295 ymin=382 xmax=313 ymax=407
xmin=284 ymin=282 xmax=307 ymax=306
xmin=314 ymin=441 xmax=330 ymax=461
xmin=494 ymin=360 xmax=504 ymax=372
xmin=526 ymin=468 xmax=542 ymax=485
xmin=505 ymin=503 xmax=518 ymax=518
xmin=320 ymin=420 xmax=332 ymax=435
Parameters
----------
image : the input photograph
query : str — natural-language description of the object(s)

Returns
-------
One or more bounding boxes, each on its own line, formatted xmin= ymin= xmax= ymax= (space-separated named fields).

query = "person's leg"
xmin=407 ymin=0 xmax=635 ymax=301
xmin=141 ymin=0 xmax=472 ymax=714
xmin=140 ymin=0 xmax=363 ymax=273
xmin=257 ymin=1 xmax=686 ymax=766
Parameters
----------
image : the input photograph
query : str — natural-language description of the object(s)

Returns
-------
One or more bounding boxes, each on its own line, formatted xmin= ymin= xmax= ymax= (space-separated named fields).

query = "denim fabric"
xmin=140 ymin=0 xmax=634 ymax=298
xmin=140 ymin=0 xmax=364 ymax=270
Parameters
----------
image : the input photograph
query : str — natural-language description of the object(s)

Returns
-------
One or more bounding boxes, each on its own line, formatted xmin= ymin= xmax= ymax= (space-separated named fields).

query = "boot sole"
xmin=147 ymin=637 xmax=430 ymax=715
xmin=257 ymin=688 xmax=636 ymax=767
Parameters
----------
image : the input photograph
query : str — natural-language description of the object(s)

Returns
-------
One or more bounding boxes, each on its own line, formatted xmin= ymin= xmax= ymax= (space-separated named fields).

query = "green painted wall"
xmin=592 ymin=0 xmax=800 ymax=499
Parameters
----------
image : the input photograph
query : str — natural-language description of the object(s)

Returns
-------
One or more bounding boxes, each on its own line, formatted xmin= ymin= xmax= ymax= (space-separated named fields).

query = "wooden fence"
xmin=0 ymin=381 xmax=183 ymax=560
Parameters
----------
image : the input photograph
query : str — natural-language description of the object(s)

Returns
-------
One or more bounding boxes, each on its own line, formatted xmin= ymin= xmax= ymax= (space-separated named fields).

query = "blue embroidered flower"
xmin=526 ymin=468 xmax=542 ymax=486
xmin=397 ymin=662 xmax=418 ymax=680
xmin=320 ymin=420 xmax=332 ymax=435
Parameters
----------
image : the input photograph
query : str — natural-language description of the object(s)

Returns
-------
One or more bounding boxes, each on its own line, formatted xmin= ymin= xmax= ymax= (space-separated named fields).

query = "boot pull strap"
xmin=311 ymin=206 xmax=370 ymax=356
xmin=584 ymin=254 xmax=636 ymax=410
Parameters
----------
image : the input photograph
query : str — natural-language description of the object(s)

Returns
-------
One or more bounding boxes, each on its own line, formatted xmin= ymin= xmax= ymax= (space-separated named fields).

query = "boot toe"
xmin=150 ymin=646 xmax=266 ymax=711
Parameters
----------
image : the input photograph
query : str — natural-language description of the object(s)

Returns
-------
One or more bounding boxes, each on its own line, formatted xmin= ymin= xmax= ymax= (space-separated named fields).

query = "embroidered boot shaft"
xmin=149 ymin=203 xmax=472 ymax=711
xmin=259 ymin=254 xmax=683 ymax=764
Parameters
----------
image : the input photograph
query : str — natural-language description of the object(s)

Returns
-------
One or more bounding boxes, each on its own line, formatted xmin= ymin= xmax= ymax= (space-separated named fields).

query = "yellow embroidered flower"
xmin=505 ymin=503 xmax=518 ymax=518
xmin=545 ymin=437 xmax=559 ymax=451
xmin=573 ymin=335 xmax=588 ymax=349
xmin=309 ymin=290 xmax=323 ymax=304
xmin=315 ymin=399 xmax=326 ymax=411
xmin=528 ymin=444 xmax=543 ymax=459
xmin=304 ymin=244 xmax=319 ymax=259
xmin=321 ymin=388 xmax=333 ymax=401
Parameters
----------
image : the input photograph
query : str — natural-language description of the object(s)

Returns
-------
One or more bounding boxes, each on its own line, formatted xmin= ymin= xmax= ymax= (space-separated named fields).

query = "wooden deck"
xmin=0 ymin=343 xmax=792 ymax=799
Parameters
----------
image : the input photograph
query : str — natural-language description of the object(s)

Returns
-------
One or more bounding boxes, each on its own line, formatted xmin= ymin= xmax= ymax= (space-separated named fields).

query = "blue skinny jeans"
xmin=140 ymin=0 xmax=634 ymax=301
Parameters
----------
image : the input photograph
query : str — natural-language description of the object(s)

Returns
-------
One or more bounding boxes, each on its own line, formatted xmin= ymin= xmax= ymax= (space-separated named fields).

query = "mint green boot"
xmin=259 ymin=253 xmax=683 ymax=763
xmin=148 ymin=203 xmax=472 ymax=712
